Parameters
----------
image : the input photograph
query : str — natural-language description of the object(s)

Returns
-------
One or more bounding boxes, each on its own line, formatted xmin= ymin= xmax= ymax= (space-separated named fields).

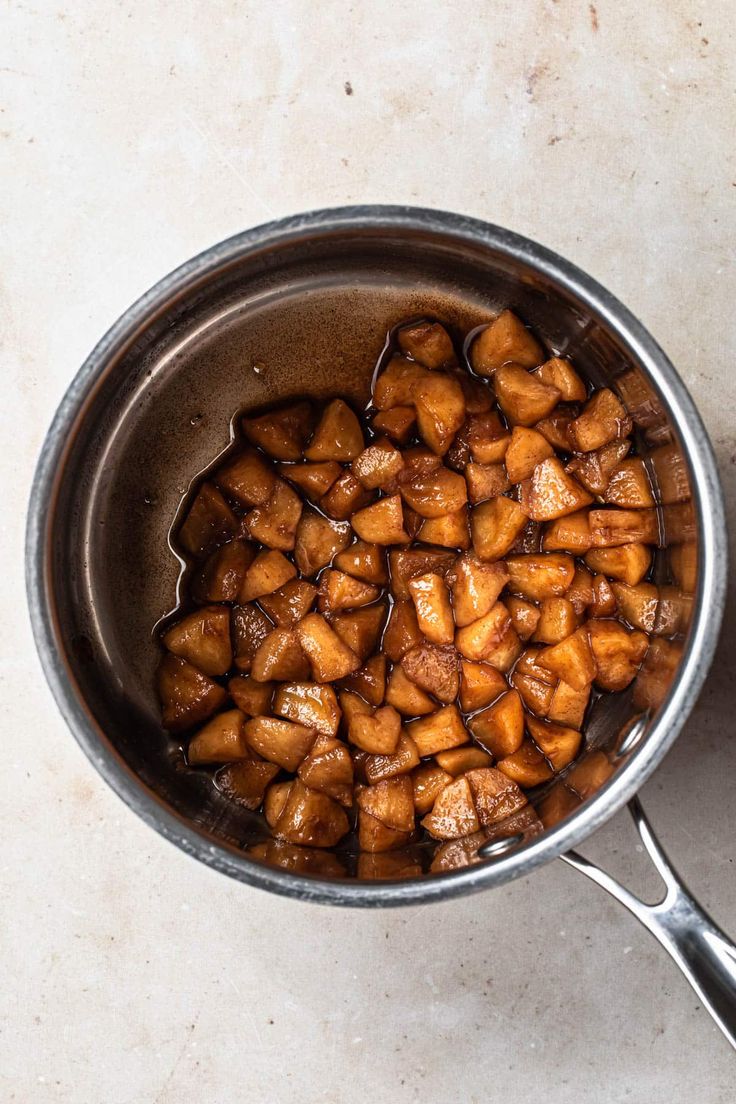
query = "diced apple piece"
xmin=385 ymin=664 xmax=437 ymax=715
xmin=566 ymin=566 xmax=595 ymax=615
xmin=566 ymin=439 xmax=631 ymax=495
xmin=398 ymin=320 xmax=455 ymax=368
xmin=470 ymin=310 xmax=544 ymax=375
xmin=273 ymin=682 xmax=341 ymax=737
xmin=406 ymin=704 xmax=468 ymax=756
xmin=279 ymin=460 xmax=342 ymax=501
xmin=272 ymin=780 xmax=350 ymax=847
xmin=294 ymin=509 xmax=351 ymax=576
xmin=450 ymin=554 xmax=509 ymax=627
xmin=389 ymin=548 xmax=455 ymax=600
xmin=341 ymin=654 xmax=387 ymax=707
xmin=351 ymin=438 xmax=404 ymax=490
xmin=469 ymin=690 xmax=524 ymax=758
xmin=264 ymin=780 xmax=293 ymax=828
xmin=505 ymin=553 xmax=575 ymax=601
xmin=351 ymin=494 xmax=409 ymax=544
xmin=215 ymin=447 xmax=275 ymax=507
xmin=231 ymin=603 xmax=273 ymax=672
xmin=494 ymin=364 xmax=561 ymax=427
xmin=188 ymin=709 xmax=249 ymax=765
xmin=535 ymin=409 xmax=575 ymax=451
xmin=318 ymin=570 xmax=381 ymax=612
xmin=610 ymin=582 xmax=658 ymax=632
xmin=547 ymin=680 xmax=590 ymax=728
xmin=400 ymin=467 xmax=468 ymax=518
xmin=401 ymin=643 xmax=459 ymax=703
xmin=191 ymin=539 xmax=256 ymax=603
xmin=418 ymin=507 xmax=471 ymax=550
xmin=243 ymin=401 xmax=315 ymax=461
xmin=527 ymin=716 xmax=581 ymax=771
xmin=365 ymin=733 xmax=421 ymax=784
xmin=496 ymin=739 xmax=553 ymax=787
xmin=459 ymin=660 xmax=507 ymax=712
xmin=258 ymin=579 xmax=317 ymax=626
xmin=349 ymin=705 xmax=402 ymax=755
xmin=358 ymin=810 xmax=412 ymax=853
xmin=588 ymin=620 xmax=649 ymax=691
xmin=542 ymin=510 xmax=592 ymax=554
xmin=603 ymin=459 xmax=655 ymax=508
xmin=653 ymin=586 xmax=691 ymax=636
xmin=240 ymin=549 xmax=296 ymax=601
xmin=331 ymin=603 xmax=388 ymax=662
xmin=466 ymin=411 xmax=511 ymax=464
xmin=535 ymin=357 xmax=587 ymax=402
xmin=218 ymin=759 xmax=280 ymax=809
xmin=590 ymin=574 xmax=617 ymax=617
xmin=251 ymin=628 xmax=310 ymax=682
xmin=585 ymin=542 xmax=652 ymax=586
xmin=511 ymin=672 xmax=555 ymax=716
xmin=373 ymin=355 xmax=426 ymax=409
xmin=178 ymin=482 xmax=239 ymax=560
xmin=244 ymin=716 xmax=316 ymax=771
xmin=393 ymin=446 xmax=442 ymax=486
xmin=415 ymin=372 xmax=466 ymax=455
xmin=412 ymin=763 xmax=453 ymax=814
xmin=504 ymin=426 xmax=554 ymax=483
xmin=305 ymin=399 xmax=363 ymax=462
xmin=372 ymin=406 xmax=416 ymax=444
xmin=228 ymin=674 xmax=274 ymax=717
xmin=467 ymin=767 xmax=528 ymax=826
xmin=456 ymin=370 xmax=494 ymax=414
xmin=465 ymin=462 xmax=509 ymax=506
xmin=455 ymin=602 xmax=521 ymax=671
xmin=408 ymin=573 xmax=454 ymax=645
xmin=537 ymin=783 xmax=581 ymax=827
xmin=567 ymin=389 xmax=631 ymax=452
xmin=162 ymin=605 xmax=232 ymax=677
xmin=339 ymin=689 xmax=373 ymax=724
xmin=506 ymin=596 xmax=541 ymax=642
xmin=333 ymin=540 xmax=388 ymax=585
xmin=525 ymin=458 xmax=593 ymax=521
xmin=471 ymin=496 xmax=528 ymax=562
xmin=296 ymin=613 xmax=360 ymax=682
xmin=320 ymin=471 xmax=373 ymax=520
xmin=298 ymin=736 xmax=354 ymax=806
xmin=435 ymin=746 xmax=492 ymax=774
xmin=357 ymin=775 xmax=415 ymax=832
xmin=422 ymin=776 xmax=479 ymax=839
xmin=516 ymin=645 xmax=558 ymax=683
xmin=532 ymin=597 xmax=578 ymax=644
xmin=565 ymin=750 xmax=614 ymax=799
xmin=537 ymin=627 xmax=596 ymax=690
xmin=633 ymin=637 xmax=682 ymax=711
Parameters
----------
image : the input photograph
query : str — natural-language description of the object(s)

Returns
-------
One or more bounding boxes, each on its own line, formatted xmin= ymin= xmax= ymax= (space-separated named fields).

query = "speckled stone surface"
xmin=2 ymin=2 xmax=735 ymax=1101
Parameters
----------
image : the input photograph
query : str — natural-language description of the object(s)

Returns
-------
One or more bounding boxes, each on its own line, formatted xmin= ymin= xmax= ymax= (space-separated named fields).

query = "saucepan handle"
xmin=561 ymin=797 xmax=736 ymax=1050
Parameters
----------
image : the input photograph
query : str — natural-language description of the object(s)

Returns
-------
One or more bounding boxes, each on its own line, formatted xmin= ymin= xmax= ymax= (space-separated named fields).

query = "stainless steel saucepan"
xmin=25 ymin=207 xmax=735 ymax=1046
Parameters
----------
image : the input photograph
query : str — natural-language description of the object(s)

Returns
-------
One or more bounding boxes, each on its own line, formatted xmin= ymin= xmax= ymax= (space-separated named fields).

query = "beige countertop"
xmin=2 ymin=2 xmax=735 ymax=1100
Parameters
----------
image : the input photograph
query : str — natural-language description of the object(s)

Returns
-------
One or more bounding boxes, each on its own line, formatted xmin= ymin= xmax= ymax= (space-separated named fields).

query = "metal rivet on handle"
xmin=477 ymin=833 xmax=525 ymax=860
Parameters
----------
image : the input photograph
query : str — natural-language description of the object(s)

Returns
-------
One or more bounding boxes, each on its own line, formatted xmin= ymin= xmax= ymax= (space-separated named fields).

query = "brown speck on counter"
xmin=589 ymin=3 xmax=599 ymax=31
xmin=344 ymin=81 xmax=353 ymax=96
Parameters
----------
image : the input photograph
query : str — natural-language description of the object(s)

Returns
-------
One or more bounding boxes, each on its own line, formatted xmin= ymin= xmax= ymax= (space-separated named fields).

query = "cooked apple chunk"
xmin=215 ymin=447 xmax=275 ymax=507
xmin=506 ymin=596 xmax=541 ymax=642
xmin=243 ymin=401 xmax=315 ymax=461
xmin=240 ymin=549 xmax=296 ymax=602
xmin=466 ymin=411 xmax=511 ymax=464
xmin=525 ymin=458 xmax=593 ymax=522
xmin=565 ymin=439 xmax=631 ymax=495
xmin=372 ymin=405 xmax=416 ymax=444
xmin=590 ymin=574 xmax=617 ymax=618
xmin=542 ymin=510 xmax=593 ymax=554
xmin=538 ymin=627 xmax=596 ymax=690
xmin=494 ymin=364 xmax=561 ymax=427
xmin=450 ymin=554 xmax=509 ymax=627
xmin=589 ymin=508 xmax=659 ymax=548
xmin=398 ymin=320 xmax=455 ymax=368
xmin=389 ymin=548 xmax=455 ymax=600
xmin=280 ymin=460 xmax=342 ymax=501
xmin=464 ymin=462 xmax=509 ymax=505
xmin=351 ymin=437 xmax=404 ymax=489
xmin=228 ymin=674 xmax=274 ymax=717
xmin=191 ymin=539 xmax=256 ymax=604
xmin=588 ymin=620 xmax=649 ymax=691
xmin=415 ymin=372 xmax=466 ymax=455
xmin=400 ymin=467 xmax=468 ymax=518
xmin=188 ymin=709 xmax=250 ymax=765
xmin=273 ymin=682 xmax=341 ymax=736
xmin=258 ymin=579 xmax=317 ymax=626
xmin=178 ymin=482 xmax=239 ymax=560
xmin=272 ymin=780 xmax=350 ymax=847
xmin=435 ymin=747 xmax=492 ymax=774
xmin=331 ymin=603 xmax=388 ymax=662
xmin=263 ymin=781 xmax=294 ymax=828
xmin=417 ymin=507 xmax=471 ymax=550
xmin=408 ymin=573 xmax=454 ymax=645
xmin=469 ymin=689 xmax=524 ymax=758
xmin=467 ymin=767 xmax=528 ymax=826
xmin=535 ymin=409 xmax=576 ymax=451
xmin=298 ymin=735 xmax=354 ymax=805
xmin=602 ymin=459 xmax=655 ymax=508
xmin=218 ymin=759 xmax=280 ymax=809
xmin=296 ymin=613 xmax=361 ymax=682
xmin=357 ymin=775 xmax=415 ymax=832
xmin=373 ymin=355 xmax=426 ymax=409
xmin=294 ymin=510 xmax=351 ymax=576
xmin=406 ymin=704 xmax=468 ymax=756
xmin=231 ymin=603 xmax=273 ymax=672
xmin=470 ymin=309 xmax=544 ymax=375
xmin=320 ymin=471 xmax=373 ymax=520
xmin=411 ymin=763 xmax=453 ymax=814
xmin=496 ymin=739 xmax=553 ymax=787
xmin=402 ymin=643 xmax=459 ymax=703
xmin=533 ymin=597 xmax=578 ymax=644
xmin=385 ymin=664 xmax=437 ymax=715
xmin=547 ymin=680 xmax=590 ymax=728
xmin=422 ymin=776 xmax=479 ymax=839
xmin=333 ymin=540 xmax=388 ymax=585
xmin=505 ymin=552 xmax=575 ymax=602
xmin=535 ymin=357 xmax=587 ymax=402
xmin=566 ymin=565 xmax=595 ymax=614
xmin=352 ymin=494 xmax=410 ymax=544
xmin=365 ymin=733 xmax=421 ymax=784
xmin=585 ymin=542 xmax=652 ymax=586
xmin=244 ymin=716 xmax=316 ymax=771
xmin=459 ymin=660 xmax=507 ymax=712
xmin=341 ymin=653 xmax=387 ymax=707
xmin=511 ymin=670 xmax=555 ymax=717
xmin=251 ymin=628 xmax=311 ymax=682
xmin=163 ymin=606 xmax=232 ymax=677
xmin=305 ymin=399 xmax=364 ymax=462
xmin=504 ymin=426 xmax=554 ymax=483
xmin=567 ymin=389 xmax=631 ymax=452
xmin=526 ymin=716 xmax=581 ymax=771
xmin=471 ymin=496 xmax=528 ymax=561
xmin=455 ymin=602 xmax=521 ymax=671
xmin=610 ymin=581 xmax=658 ymax=633
xmin=318 ymin=570 xmax=381 ymax=612
xmin=358 ymin=809 xmax=412 ymax=853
